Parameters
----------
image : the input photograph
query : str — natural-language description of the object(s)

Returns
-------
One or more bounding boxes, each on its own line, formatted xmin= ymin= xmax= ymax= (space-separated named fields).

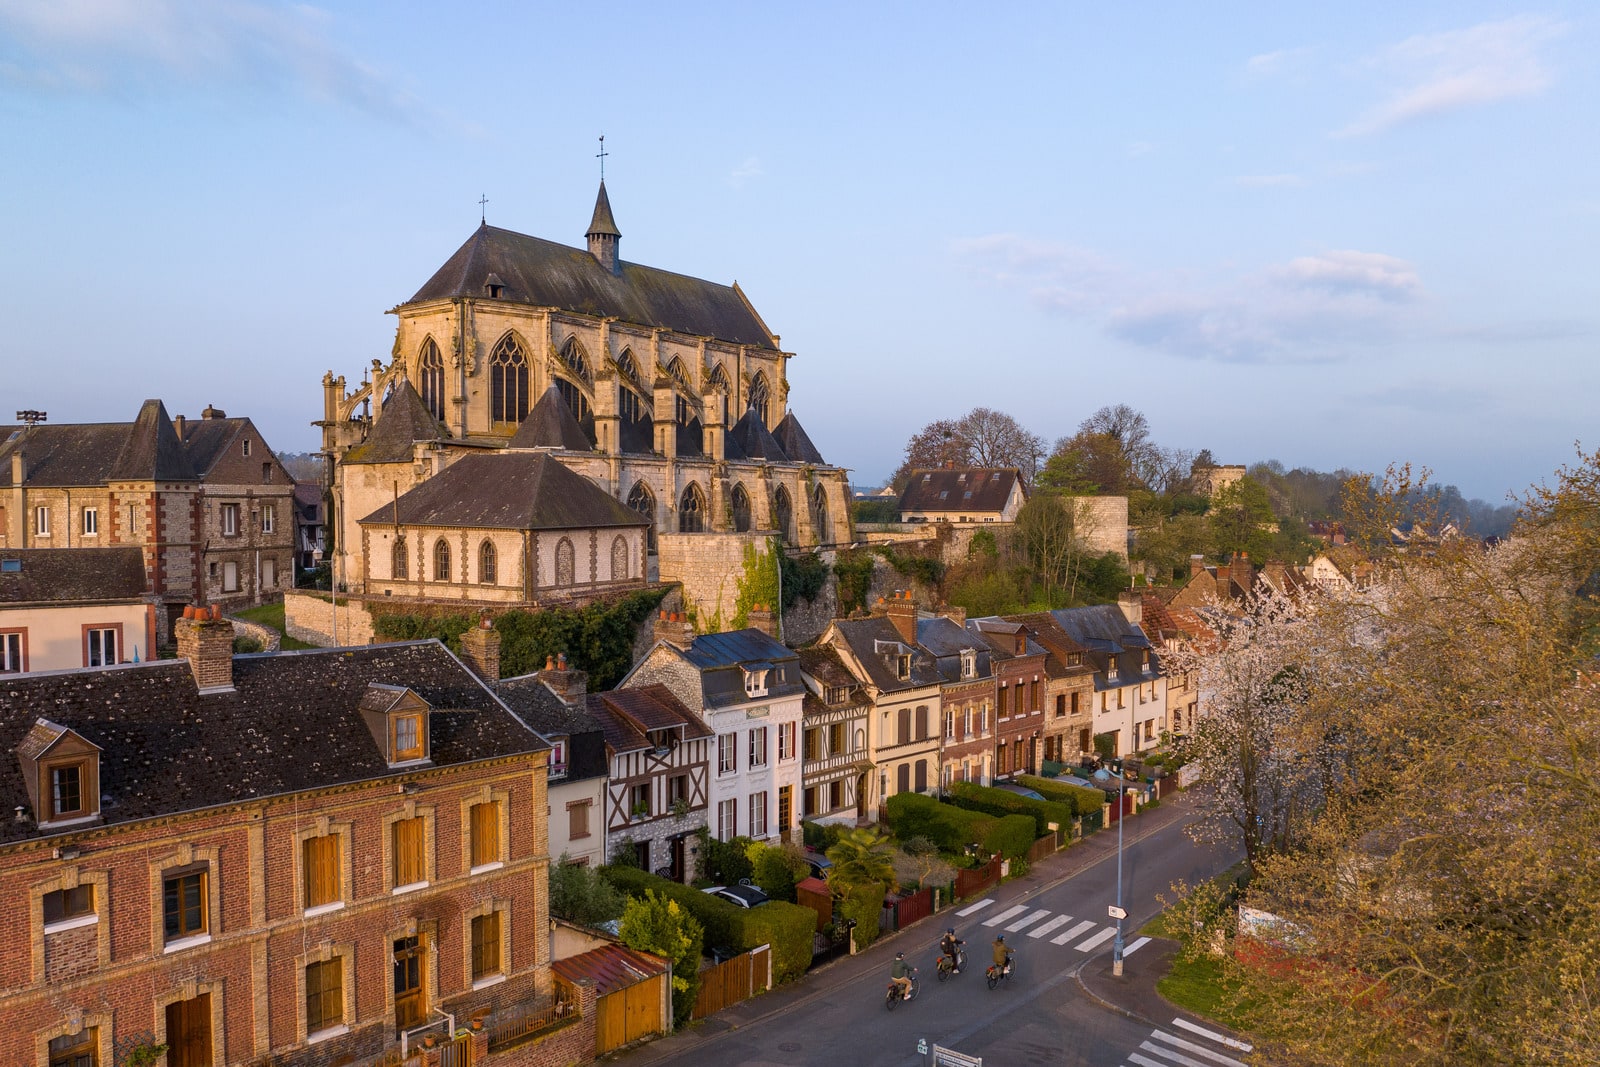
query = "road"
xmin=609 ymin=796 xmax=1246 ymax=1067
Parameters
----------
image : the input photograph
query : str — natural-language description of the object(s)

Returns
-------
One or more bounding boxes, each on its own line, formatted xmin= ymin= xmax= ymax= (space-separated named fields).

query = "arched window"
xmin=560 ymin=337 xmax=592 ymax=383
xmin=555 ymin=537 xmax=575 ymax=586
xmin=479 ymin=540 xmax=497 ymax=585
xmin=666 ymin=356 xmax=691 ymax=391
xmin=433 ymin=538 xmax=451 ymax=582
xmin=490 ymin=334 xmax=529 ymax=424
xmin=392 ymin=537 xmax=409 ymax=580
xmin=773 ymin=485 xmax=794 ymax=544
xmin=731 ymin=483 xmax=752 ymax=532
xmin=418 ymin=337 xmax=444 ymax=421
xmin=748 ymin=372 xmax=770 ymax=425
xmin=611 ymin=534 xmax=629 ymax=580
xmin=556 ymin=377 xmax=591 ymax=426
xmin=618 ymin=348 xmax=648 ymax=426
xmin=810 ymin=483 xmax=830 ymax=542
xmin=628 ymin=481 xmax=657 ymax=551
xmin=709 ymin=363 xmax=731 ymax=426
xmin=679 ymin=484 xmax=706 ymax=533
xmin=618 ymin=349 xmax=641 ymax=386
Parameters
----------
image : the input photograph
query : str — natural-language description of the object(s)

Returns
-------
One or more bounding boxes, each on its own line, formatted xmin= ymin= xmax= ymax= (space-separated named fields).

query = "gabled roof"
xmin=965 ymin=617 xmax=1047 ymax=661
xmin=827 ymin=617 xmax=944 ymax=692
xmin=342 ymin=379 xmax=446 ymax=465
xmin=797 ymin=646 xmax=858 ymax=690
xmin=0 ymin=548 xmax=149 ymax=603
xmin=356 ymin=452 xmax=648 ymax=531
xmin=678 ymin=628 xmax=796 ymax=671
xmin=110 ymin=399 xmax=198 ymax=481
xmin=773 ymin=412 xmax=826 ymax=465
xmin=1007 ymin=611 xmax=1093 ymax=680
xmin=405 ymin=224 xmax=777 ymax=350
xmin=179 ymin=416 xmax=246 ymax=475
xmin=509 ymin=386 xmax=596 ymax=451
xmin=1048 ymin=605 xmax=1158 ymax=685
xmin=914 ymin=615 xmax=993 ymax=683
xmin=0 ymin=401 xmax=196 ymax=487
xmin=585 ymin=685 xmax=712 ymax=756
xmin=898 ymin=467 xmax=1021 ymax=514
xmin=725 ymin=408 xmax=788 ymax=463
xmin=0 ymin=641 xmax=545 ymax=845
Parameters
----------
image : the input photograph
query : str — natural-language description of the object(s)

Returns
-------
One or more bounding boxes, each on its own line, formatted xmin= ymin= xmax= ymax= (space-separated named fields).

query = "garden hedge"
xmin=1017 ymin=774 xmax=1111 ymax=817
xmin=948 ymin=781 xmax=1076 ymax=837
xmin=982 ymin=814 xmax=1038 ymax=861
xmin=883 ymin=793 xmax=1037 ymax=861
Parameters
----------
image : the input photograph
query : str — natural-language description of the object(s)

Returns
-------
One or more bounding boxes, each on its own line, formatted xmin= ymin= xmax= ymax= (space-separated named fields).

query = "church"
xmin=319 ymin=182 xmax=852 ymax=613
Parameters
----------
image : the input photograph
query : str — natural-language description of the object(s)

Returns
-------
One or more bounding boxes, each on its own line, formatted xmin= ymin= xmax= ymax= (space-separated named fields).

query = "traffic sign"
xmin=1107 ymin=905 xmax=1127 ymax=919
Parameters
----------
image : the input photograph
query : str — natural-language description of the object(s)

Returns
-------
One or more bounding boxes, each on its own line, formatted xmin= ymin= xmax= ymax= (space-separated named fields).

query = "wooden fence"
xmin=596 ymin=972 xmax=667 ymax=1055
xmin=955 ymin=857 xmax=1002 ymax=899
xmin=691 ymin=944 xmax=772 ymax=1020
xmin=893 ymin=887 xmax=934 ymax=929
xmin=438 ymin=1034 xmax=473 ymax=1067
xmin=1027 ymin=831 xmax=1060 ymax=863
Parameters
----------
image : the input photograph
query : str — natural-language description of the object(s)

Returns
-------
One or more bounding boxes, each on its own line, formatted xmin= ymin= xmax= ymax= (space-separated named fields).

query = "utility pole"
xmin=1112 ymin=785 xmax=1126 ymax=976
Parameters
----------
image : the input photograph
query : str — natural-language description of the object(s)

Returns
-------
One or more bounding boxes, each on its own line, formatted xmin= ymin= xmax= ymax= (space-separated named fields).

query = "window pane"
xmin=472 ymin=912 xmax=501 ymax=979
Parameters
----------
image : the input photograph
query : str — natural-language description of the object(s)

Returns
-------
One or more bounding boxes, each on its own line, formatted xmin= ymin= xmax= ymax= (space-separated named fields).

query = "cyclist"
xmin=992 ymin=934 xmax=1014 ymax=976
xmin=939 ymin=927 xmax=965 ymax=974
xmin=890 ymin=951 xmax=914 ymax=999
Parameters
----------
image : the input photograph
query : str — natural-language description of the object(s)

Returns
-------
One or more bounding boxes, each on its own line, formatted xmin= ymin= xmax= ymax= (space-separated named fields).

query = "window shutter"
xmin=471 ymin=802 xmax=499 ymax=867
xmin=303 ymin=835 xmax=339 ymax=907
xmin=393 ymin=818 xmax=425 ymax=886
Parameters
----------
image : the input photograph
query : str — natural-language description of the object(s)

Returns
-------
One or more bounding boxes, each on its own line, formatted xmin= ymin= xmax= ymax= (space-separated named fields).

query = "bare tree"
xmin=892 ymin=408 xmax=1046 ymax=488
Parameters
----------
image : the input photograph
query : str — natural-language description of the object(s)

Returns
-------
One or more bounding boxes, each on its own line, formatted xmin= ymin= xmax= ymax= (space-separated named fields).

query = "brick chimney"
xmin=1117 ymin=590 xmax=1142 ymax=626
xmin=1189 ymin=554 xmax=1206 ymax=577
xmin=459 ymin=614 xmax=501 ymax=683
xmin=653 ymin=610 xmax=694 ymax=650
xmin=173 ymin=414 xmax=187 ymax=442
xmin=747 ymin=603 xmax=777 ymax=639
xmin=175 ymin=604 xmax=235 ymax=693
xmin=883 ymin=590 xmax=917 ymax=645
xmin=538 ymin=651 xmax=589 ymax=705
xmin=939 ymin=603 xmax=966 ymax=627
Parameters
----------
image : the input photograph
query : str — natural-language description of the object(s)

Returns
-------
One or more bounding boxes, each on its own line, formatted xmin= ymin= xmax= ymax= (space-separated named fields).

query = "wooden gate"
xmin=595 ymin=972 xmax=666 ymax=1055
xmin=893 ymin=887 xmax=933 ymax=928
xmin=691 ymin=944 xmax=772 ymax=1019
xmin=956 ymin=857 xmax=1002 ymax=899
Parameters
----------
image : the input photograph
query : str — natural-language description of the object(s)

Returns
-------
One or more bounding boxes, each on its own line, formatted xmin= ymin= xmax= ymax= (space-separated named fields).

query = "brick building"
xmin=964 ymin=617 xmax=1049 ymax=779
xmin=0 ymin=621 xmax=554 ymax=1066
xmin=1009 ymin=611 xmax=1097 ymax=764
xmin=911 ymin=612 xmax=997 ymax=789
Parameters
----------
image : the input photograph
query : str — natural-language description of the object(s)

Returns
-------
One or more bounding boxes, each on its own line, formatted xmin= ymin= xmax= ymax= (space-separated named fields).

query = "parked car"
xmin=703 ymin=881 xmax=770 ymax=908
xmin=991 ymin=782 xmax=1047 ymax=801
xmin=803 ymin=849 xmax=834 ymax=882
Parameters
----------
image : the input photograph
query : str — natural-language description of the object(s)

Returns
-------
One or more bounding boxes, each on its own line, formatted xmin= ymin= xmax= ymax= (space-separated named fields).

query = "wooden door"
xmin=165 ymin=993 xmax=212 ymax=1067
xmin=393 ymin=936 xmax=426 ymax=1031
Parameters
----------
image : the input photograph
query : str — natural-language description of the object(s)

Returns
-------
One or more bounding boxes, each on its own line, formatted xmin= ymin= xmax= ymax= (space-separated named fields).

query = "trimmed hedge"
xmin=1017 ymin=774 xmax=1111 ymax=817
xmin=601 ymin=865 xmax=814 ymax=984
xmin=948 ymin=781 xmax=1075 ymax=837
xmin=983 ymin=814 xmax=1038 ymax=861
xmin=883 ymin=793 xmax=1038 ymax=861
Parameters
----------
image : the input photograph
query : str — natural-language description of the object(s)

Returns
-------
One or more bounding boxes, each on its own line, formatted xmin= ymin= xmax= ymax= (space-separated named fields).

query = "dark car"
xmin=991 ymin=782 xmax=1047 ymax=801
xmin=702 ymin=881 xmax=770 ymax=908
xmin=803 ymin=849 xmax=834 ymax=882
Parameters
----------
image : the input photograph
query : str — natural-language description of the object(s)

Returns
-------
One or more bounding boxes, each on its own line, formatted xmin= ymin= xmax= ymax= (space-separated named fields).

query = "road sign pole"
xmin=1113 ymin=786 xmax=1125 ymax=976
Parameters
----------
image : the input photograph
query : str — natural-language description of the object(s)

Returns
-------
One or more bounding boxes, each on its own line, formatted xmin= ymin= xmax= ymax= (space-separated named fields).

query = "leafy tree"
xmin=549 ymin=857 xmax=626 ymax=927
xmin=748 ymin=841 xmax=809 ymax=902
xmin=825 ymin=827 xmax=896 ymax=890
xmin=619 ymin=890 xmax=705 ymax=1026
xmin=1208 ymin=475 xmax=1276 ymax=558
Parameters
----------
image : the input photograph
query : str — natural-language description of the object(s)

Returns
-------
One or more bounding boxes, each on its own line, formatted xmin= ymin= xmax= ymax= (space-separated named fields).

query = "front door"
xmin=393 ymin=936 xmax=426 ymax=1032
xmin=166 ymin=993 xmax=212 ymax=1067
xmin=670 ymin=834 xmax=686 ymax=882
xmin=777 ymin=785 xmax=792 ymax=843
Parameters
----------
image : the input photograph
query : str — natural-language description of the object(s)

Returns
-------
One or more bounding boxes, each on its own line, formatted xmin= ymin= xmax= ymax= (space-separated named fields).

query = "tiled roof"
xmin=0 ymin=400 xmax=196 ymax=487
xmin=406 ymin=223 xmax=777 ymax=350
xmin=773 ymin=412 xmax=826 ymax=466
xmin=0 ymin=548 xmax=149 ymax=603
xmin=552 ymin=943 xmax=668 ymax=996
xmin=828 ymin=617 xmax=943 ymax=692
xmin=356 ymin=452 xmax=648 ymax=531
xmin=596 ymin=685 xmax=711 ymax=737
xmin=0 ymin=641 xmax=546 ymax=845
xmin=797 ymin=646 xmax=857 ymax=689
xmin=495 ymin=674 xmax=609 ymax=782
xmin=1007 ymin=611 xmax=1093 ymax=680
xmin=898 ymin=467 xmax=1020 ymax=514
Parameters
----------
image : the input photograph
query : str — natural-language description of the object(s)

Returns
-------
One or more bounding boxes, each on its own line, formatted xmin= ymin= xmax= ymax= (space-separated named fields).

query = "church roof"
xmin=356 ymin=452 xmax=648 ymax=532
xmin=0 ymin=400 xmax=197 ymax=487
xmin=342 ymin=380 xmax=446 ymax=465
xmin=586 ymin=181 xmax=621 ymax=238
xmin=508 ymin=386 xmax=595 ymax=451
xmin=405 ymin=224 xmax=777 ymax=350
xmin=774 ymin=411 xmax=826 ymax=465
xmin=726 ymin=408 xmax=788 ymax=462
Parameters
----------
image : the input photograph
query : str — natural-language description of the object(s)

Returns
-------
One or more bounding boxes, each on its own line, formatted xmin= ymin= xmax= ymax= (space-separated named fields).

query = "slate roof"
xmin=405 ymin=221 xmax=777 ymax=350
xmin=552 ymin=943 xmax=668 ymax=996
xmin=774 ymin=412 xmax=826 ymax=465
xmin=0 ymin=400 xmax=197 ymax=487
xmin=0 ymin=548 xmax=149 ymax=603
xmin=508 ymin=386 xmax=595 ymax=451
xmin=356 ymin=452 xmax=648 ymax=531
xmin=1008 ymin=611 xmax=1093 ymax=680
xmin=914 ymin=616 xmax=993 ymax=683
xmin=495 ymin=674 xmax=609 ymax=782
xmin=797 ymin=646 xmax=858 ymax=690
xmin=0 ymin=640 xmax=546 ymax=845
xmin=827 ymin=617 xmax=944 ymax=692
xmin=179 ymin=417 xmax=245 ymax=475
xmin=586 ymin=181 xmax=621 ymax=238
xmin=898 ymin=467 xmax=1021 ymax=514
xmin=1048 ymin=605 xmax=1159 ymax=687
xmin=342 ymin=380 xmax=447 ymax=465
xmin=585 ymin=685 xmax=711 ymax=756
xmin=725 ymin=408 xmax=788 ymax=463
xmin=965 ymin=617 xmax=1048 ymax=663
xmin=678 ymin=628 xmax=795 ymax=671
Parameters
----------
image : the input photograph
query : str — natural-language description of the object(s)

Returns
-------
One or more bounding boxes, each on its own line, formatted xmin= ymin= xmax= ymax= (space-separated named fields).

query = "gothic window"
xmin=748 ymin=372 xmax=770 ymax=425
xmin=393 ymin=538 xmax=409 ymax=580
xmin=810 ymin=483 xmax=830 ymax=541
xmin=627 ymin=481 xmax=657 ymax=551
xmin=434 ymin=538 xmax=451 ymax=582
xmin=679 ymin=484 xmax=706 ymax=533
xmin=560 ymin=337 xmax=592 ymax=383
xmin=619 ymin=384 xmax=646 ymax=425
xmin=773 ymin=485 xmax=794 ymax=544
xmin=667 ymin=356 xmax=691 ymax=391
xmin=479 ymin=540 xmax=497 ymax=585
xmin=710 ymin=363 xmax=731 ymax=426
xmin=556 ymin=377 xmax=592 ymax=426
xmin=611 ymin=534 xmax=629 ymax=580
xmin=555 ymin=538 xmax=575 ymax=586
xmin=618 ymin=349 xmax=640 ymax=385
xmin=731 ymin=483 xmax=752 ymax=533
xmin=418 ymin=337 xmax=444 ymax=421
xmin=490 ymin=334 xmax=529 ymax=424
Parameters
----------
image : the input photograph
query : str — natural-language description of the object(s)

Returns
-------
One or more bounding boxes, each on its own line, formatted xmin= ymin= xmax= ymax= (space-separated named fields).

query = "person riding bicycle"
xmin=890 ymin=951 xmax=914 ymax=998
xmin=992 ymin=934 xmax=1014 ymax=975
xmin=939 ymin=927 xmax=965 ymax=973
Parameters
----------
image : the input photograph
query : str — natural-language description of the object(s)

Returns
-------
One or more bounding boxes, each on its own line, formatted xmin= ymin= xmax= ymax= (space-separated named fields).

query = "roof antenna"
xmin=596 ymin=134 xmax=608 ymax=183
xmin=478 ymin=193 xmax=488 ymax=225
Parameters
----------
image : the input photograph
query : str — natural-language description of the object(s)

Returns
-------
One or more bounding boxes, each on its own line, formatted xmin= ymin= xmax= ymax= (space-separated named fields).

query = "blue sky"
xmin=2 ymin=2 xmax=1594 ymax=501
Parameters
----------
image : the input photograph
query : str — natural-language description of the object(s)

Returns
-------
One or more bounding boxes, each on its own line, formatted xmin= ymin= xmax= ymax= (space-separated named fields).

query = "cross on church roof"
xmin=478 ymin=193 xmax=489 ymax=224
xmin=597 ymin=134 xmax=608 ymax=182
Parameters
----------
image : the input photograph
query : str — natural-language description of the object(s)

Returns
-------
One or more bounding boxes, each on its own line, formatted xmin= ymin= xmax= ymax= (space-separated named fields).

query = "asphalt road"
xmin=609 ymin=796 xmax=1244 ymax=1067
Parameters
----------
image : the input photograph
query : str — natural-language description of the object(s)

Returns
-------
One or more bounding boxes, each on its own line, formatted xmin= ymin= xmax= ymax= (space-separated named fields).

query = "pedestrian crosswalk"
xmin=955 ymin=896 xmax=1148 ymax=953
xmin=1119 ymin=1018 xmax=1253 ymax=1067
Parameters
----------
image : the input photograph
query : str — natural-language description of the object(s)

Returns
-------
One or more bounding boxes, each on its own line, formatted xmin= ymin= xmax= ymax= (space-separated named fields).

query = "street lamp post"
xmin=1112 ymin=785 xmax=1125 ymax=977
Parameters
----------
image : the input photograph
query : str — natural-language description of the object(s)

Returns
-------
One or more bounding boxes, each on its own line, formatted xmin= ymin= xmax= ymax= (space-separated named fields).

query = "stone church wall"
xmin=656 ymin=532 xmax=763 ymax=631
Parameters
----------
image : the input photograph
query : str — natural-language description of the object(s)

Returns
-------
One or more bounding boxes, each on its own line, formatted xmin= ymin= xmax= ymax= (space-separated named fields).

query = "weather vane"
xmin=597 ymin=134 xmax=608 ymax=182
xmin=478 ymin=193 xmax=489 ymax=224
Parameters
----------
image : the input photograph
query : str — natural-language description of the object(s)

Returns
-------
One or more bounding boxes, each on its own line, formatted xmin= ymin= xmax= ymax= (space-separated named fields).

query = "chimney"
xmin=459 ymin=613 xmax=501 ymax=683
xmin=175 ymin=604 xmax=235 ymax=693
xmin=1189 ymin=554 xmax=1206 ymax=577
xmin=1117 ymin=590 xmax=1143 ymax=626
xmin=939 ymin=603 xmax=966 ymax=627
xmin=538 ymin=650 xmax=589 ymax=706
xmin=884 ymin=590 xmax=917 ymax=645
xmin=653 ymin=610 xmax=694 ymax=650
xmin=747 ymin=603 xmax=777 ymax=639
xmin=173 ymin=414 xmax=187 ymax=442
xmin=201 ymin=404 xmax=226 ymax=420
xmin=10 ymin=450 xmax=25 ymax=485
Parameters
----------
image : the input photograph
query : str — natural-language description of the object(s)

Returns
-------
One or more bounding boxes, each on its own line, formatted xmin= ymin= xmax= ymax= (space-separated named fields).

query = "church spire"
xmin=586 ymin=181 xmax=621 ymax=275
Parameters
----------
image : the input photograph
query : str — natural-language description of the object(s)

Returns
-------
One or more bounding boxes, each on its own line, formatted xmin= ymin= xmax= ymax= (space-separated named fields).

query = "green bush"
xmin=619 ymin=890 xmax=703 ymax=1026
xmin=697 ymin=829 xmax=754 ymax=886
xmin=1017 ymin=774 xmax=1112 ymax=817
xmin=948 ymin=781 xmax=1076 ymax=837
xmin=840 ymin=882 xmax=885 ymax=952
xmin=884 ymin=793 xmax=996 ymax=853
xmin=981 ymin=814 xmax=1038 ymax=861
xmin=801 ymin=820 xmax=847 ymax=852
xmin=550 ymin=857 xmax=626 ymax=926
xmin=781 ymin=551 xmax=830 ymax=610
xmin=832 ymin=550 xmax=876 ymax=616
xmin=750 ymin=843 xmax=808 ymax=903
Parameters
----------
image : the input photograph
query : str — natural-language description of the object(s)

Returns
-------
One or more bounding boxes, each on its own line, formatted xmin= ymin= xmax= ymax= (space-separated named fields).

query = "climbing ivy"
xmin=729 ymin=537 xmax=782 ymax=630
xmin=833 ymin=550 xmax=876 ymax=616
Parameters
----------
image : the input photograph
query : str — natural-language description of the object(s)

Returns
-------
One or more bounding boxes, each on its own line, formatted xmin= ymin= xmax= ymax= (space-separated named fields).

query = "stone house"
xmin=964 ymin=617 xmax=1049 ymax=779
xmin=912 ymin=612 xmax=997 ymax=789
xmin=795 ymin=645 xmax=875 ymax=824
xmin=623 ymin=620 xmax=806 ymax=846
xmin=0 ymin=548 xmax=157 ymax=673
xmin=898 ymin=467 xmax=1026 ymax=524
xmin=1049 ymin=605 xmax=1166 ymax=757
xmin=0 ymin=621 xmax=554 ymax=1067
xmin=1135 ymin=592 xmax=1213 ymax=737
xmin=292 ymin=482 xmax=326 ymax=572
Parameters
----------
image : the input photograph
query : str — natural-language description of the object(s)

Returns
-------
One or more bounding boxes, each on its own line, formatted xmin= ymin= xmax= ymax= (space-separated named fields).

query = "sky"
xmin=2 ymin=2 xmax=1595 ymax=502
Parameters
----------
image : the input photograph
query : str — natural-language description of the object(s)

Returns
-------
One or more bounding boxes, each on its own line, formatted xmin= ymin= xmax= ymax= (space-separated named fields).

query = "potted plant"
xmin=671 ymin=797 xmax=690 ymax=817
xmin=631 ymin=802 xmax=649 ymax=821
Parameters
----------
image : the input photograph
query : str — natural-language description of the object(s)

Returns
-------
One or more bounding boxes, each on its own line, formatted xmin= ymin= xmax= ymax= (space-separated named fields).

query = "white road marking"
xmin=1075 ymin=926 xmax=1118 ymax=952
xmin=1006 ymin=908 xmax=1052 ymax=932
xmin=1138 ymin=1039 xmax=1221 ymax=1067
xmin=1148 ymin=1029 xmax=1250 ymax=1067
xmin=956 ymin=898 xmax=994 ymax=916
xmin=1122 ymin=936 xmax=1151 ymax=956
xmin=1127 ymin=1053 xmax=1171 ymax=1067
xmin=981 ymin=904 xmax=1029 ymax=927
xmin=1052 ymin=919 xmax=1097 ymax=945
xmin=1028 ymin=913 xmax=1074 ymax=939
xmin=1171 ymin=1018 xmax=1253 ymax=1053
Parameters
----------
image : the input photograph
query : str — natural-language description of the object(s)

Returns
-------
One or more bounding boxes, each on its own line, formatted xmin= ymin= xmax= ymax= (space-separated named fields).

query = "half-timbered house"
xmin=796 ymin=646 xmax=874 ymax=825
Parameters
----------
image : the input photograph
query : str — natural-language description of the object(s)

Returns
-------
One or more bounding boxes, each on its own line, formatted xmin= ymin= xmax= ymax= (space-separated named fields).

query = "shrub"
xmin=948 ymin=781 xmax=1076 ymax=837
xmin=697 ymin=829 xmax=754 ymax=886
xmin=840 ymin=882 xmax=884 ymax=952
xmin=550 ymin=856 xmax=625 ymax=926
xmin=619 ymin=890 xmax=703 ymax=1026
xmin=801 ymin=820 xmax=847 ymax=852
xmin=884 ymin=793 xmax=996 ymax=853
xmin=981 ymin=814 xmax=1038 ymax=861
xmin=750 ymin=842 xmax=808 ymax=903
xmin=1017 ymin=774 xmax=1111 ymax=817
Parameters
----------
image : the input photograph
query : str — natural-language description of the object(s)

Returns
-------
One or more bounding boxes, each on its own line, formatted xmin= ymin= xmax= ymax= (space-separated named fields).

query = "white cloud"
xmin=1276 ymin=250 xmax=1420 ymax=301
xmin=0 ymin=0 xmax=418 ymax=118
xmin=1233 ymin=174 xmax=1306 ymax=188
xmin=1244 ymin=46 xmax=1314 ymax=80
xmin=1336 ymin=15 xmax=1566 ymax=137
xmin=728 ymin=156 xmax=764 ymax=188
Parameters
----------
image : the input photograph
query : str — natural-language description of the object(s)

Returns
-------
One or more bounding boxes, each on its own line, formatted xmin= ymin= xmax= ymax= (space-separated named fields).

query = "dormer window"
xmin=825 ymin=685 xmax=848 ymax=706
xmin=549 ymin=740 xmax=568 ymax=777
xmin=896 ymin=654 xmax=911 ymax=681
xmin=1108 ymin=659 xmax=1119 ymax=682
xmin=393 ymin=714 xmax=423 ymax=761
xmin=359 ymin=684 xmax=432 ymax=767
xmin=18 ymin=719 xmax=101 ymax=828
xmin=960 ymin=649 xmax=977 ymax=680
xmin=743 ymin=666 xmax=771 ymax=699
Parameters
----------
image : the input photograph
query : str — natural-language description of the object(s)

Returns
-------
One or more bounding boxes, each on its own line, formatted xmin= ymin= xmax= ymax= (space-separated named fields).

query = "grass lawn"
xmin=234 ymin=602 xmax=318 ymax=651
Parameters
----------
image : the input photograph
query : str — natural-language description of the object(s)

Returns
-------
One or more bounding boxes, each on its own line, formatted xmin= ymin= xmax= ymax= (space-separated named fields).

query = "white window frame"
xmin=1 ymin=631 xmax=22 ymax=673
xmin=777 ymin=721 xmax=795 ymax=761
xmin=749 ymin=791 xmax=768 ymax=839
xmin=86 ymin=626 xmax=117 ymax=667
xmin=221 ymin=503 xmax=240 ymax=537
xmin=748 ymin=726 xmax=768 ymax=769
xmin=222 ymin=560 xmax=239 ymax=593
xmin=717 ymin=798 xmax=736 ymax=841
xmin=35 ymin=505 xmax=50 ymax=537
xmin=717 ymin=732 xmax=736 ymax=776
xmin=82 ymin=507 xmax=98 ymax=536
xmin=262 ymin=504 xmax=275 ymax=534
